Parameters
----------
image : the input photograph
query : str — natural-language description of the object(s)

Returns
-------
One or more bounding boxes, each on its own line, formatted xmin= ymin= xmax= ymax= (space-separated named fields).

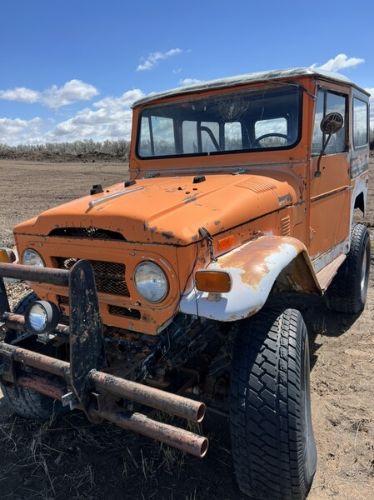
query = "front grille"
xmin=57 ymin=297 xmax=140 ymax=319
xmin=54 ymin=257 xmax=130 ymax=297
xmin=58 ymin=295 xmax=69 ymax=305
xmin=108 ymin=305 xmax=141 ymax=319
xmin=49 ymin=227 xmax=126 ymax=241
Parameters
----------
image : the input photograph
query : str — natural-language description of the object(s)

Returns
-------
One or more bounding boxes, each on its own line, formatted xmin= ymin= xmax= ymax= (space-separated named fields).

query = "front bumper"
xmin=0 ymin=261 xmax=208 ymax=458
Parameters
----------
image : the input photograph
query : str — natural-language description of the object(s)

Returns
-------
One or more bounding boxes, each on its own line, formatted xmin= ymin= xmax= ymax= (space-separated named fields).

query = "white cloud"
xmin=42 ymin=80 xmax=99 ymax=109
xmin=137 ymin=48 xmax=183 ymax=71
xmin=0 ymin=117 xmax=44 ymax=145
xmin=0 ymin=87 xmax=40 ymax=103
xmin=0 ymin=79 xmax=99 ymax=109
xmin=49 ymin=89 xmax=144 ymax=141
xmin=311 ymin=53 xmax=364 ymax=72
xmin=0 ymin=88 xmax=144 ymax=145
xmin=179 ymin=78 xmax=204 ymax=86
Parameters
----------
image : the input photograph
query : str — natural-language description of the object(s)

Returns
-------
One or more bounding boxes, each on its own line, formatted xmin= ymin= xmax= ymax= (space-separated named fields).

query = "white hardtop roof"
xmin=133 ymin=67 xmax=368 ymax=107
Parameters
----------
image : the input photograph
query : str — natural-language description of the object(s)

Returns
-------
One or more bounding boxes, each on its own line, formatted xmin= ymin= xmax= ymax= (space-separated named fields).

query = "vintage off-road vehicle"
xmin=0 ymin=68 xmax=371 ymax=499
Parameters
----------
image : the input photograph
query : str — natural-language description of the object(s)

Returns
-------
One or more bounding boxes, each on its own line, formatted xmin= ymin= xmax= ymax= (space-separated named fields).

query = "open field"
xmin=0 ymin=159 xmax=373 ymax=499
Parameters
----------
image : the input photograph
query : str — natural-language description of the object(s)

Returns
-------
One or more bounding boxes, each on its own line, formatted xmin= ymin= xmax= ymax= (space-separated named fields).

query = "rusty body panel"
xmin=180 ymin=235 xmax=320 ymax=321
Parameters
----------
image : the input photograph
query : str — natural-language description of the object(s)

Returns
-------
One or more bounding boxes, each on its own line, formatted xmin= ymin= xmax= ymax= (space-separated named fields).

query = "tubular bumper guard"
xmin=0 ymin=261 xmax=208 ymax=458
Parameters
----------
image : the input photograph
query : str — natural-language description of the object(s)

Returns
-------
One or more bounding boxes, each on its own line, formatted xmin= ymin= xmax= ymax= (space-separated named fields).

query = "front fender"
xmin=179 ymin=236 xmax=320 ymax=321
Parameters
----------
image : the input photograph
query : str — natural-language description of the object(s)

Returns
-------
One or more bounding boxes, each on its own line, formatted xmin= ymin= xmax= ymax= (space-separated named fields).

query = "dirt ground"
xmin=0 ymin=159 xmax=372 ymax=499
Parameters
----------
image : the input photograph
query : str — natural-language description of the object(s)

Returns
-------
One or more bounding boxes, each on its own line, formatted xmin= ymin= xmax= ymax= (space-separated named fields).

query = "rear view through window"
xmin=138 ymin=85 xmax=301 ymax=158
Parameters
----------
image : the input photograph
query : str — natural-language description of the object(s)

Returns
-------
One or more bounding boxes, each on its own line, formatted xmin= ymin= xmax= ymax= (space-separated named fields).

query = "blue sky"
xmin=0 ymin=0 xmax=373 ymax=145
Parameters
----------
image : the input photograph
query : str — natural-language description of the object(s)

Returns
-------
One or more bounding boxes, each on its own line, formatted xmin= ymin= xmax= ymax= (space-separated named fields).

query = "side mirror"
xmin=320 ymin=112 xmax=344 ymax=135
xmin=315 ymin=112 xmax=344 ymax=177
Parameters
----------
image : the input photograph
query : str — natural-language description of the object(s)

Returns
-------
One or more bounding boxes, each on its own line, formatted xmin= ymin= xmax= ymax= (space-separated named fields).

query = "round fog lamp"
xmin=134 ymin=261 xmax=169 ymax=303
xmin=25 ymin=301 xmax=60 ymax=334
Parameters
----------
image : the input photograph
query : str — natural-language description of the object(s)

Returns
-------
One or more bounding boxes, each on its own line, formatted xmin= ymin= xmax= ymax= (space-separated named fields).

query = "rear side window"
xmin=353 ymin=98 xmax=368 ymax=148
xmin=312 ymin=89 xmax=347 ymax=155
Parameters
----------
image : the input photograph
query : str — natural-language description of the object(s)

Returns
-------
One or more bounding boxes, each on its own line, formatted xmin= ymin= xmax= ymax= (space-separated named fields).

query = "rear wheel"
xmin=0 ymin=292 xmax=65 ymax=420
xmin=230 ymin=307 xmax=317 ymax=499
xmin=327 ymin=223 xmax=370 ymax=314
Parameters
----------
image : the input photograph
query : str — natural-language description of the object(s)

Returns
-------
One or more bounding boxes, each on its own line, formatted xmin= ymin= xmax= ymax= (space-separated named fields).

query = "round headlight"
xmin=22 ymin=249 xmax=45 ymax=267
xmin=25 ymin=300 xmax=60 ymax=334
xmin=134 ymin=261 xmax=169 ymax=303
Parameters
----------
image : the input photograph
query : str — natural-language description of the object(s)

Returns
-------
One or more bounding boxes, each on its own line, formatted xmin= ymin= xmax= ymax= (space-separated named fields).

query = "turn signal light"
xmin=0 ymin=248 xmax=16 ymax=264
xmin=195 ymin=270 xmax=232 ymax=293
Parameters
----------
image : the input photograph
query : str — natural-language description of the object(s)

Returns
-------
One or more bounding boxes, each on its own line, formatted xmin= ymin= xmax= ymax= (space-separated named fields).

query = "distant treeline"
xmin=0 ymin=135 xmax=373 ymax=162
xmin=0 ymin=140 xmax=130 ymax=162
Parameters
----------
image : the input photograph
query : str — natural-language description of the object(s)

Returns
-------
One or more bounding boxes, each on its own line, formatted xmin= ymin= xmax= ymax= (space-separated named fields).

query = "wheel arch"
xmin=180 ymin=236 xmax=321 ymax=322
xmin=354 ymin=191 xmax=365 ymax=215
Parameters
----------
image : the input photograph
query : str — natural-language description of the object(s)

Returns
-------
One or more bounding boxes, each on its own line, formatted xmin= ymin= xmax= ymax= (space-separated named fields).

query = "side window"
xmin=224 ymin=122 xmax=242 ymax=150
xmin=325 ymin=92 xmax=346 ymax=153
xmin=312 ymin=90 xmax=324 ymax=154
xmin=353 ymin=98 xmax=368 ymax=148
xmin=312 ymin=89 xmax=347 ymax=155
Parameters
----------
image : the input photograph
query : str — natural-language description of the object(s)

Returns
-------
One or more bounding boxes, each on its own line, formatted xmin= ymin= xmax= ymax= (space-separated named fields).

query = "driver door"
xmin=309 ymin=88 xmax=351 ymax=264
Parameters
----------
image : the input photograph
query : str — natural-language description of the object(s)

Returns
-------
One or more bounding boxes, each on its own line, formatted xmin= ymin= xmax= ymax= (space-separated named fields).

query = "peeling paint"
xmin=180 ymin=236 xmax=318 ymax=321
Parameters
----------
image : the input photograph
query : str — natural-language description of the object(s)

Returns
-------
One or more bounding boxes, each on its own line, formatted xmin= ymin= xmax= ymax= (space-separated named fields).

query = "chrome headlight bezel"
xmin=22 ymin=249 xmax=45 ymax=267
xmin=134 ymin=261 xmax=169 ymax=303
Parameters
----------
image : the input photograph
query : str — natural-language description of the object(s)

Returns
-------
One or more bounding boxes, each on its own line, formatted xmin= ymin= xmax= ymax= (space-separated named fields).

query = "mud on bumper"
xmin=0 ymin=261 xmax=208 ymax=458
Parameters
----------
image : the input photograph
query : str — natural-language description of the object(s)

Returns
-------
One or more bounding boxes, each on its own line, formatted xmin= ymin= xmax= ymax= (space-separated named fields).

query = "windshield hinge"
xmin=199 ymin=227 xmax=216 ymax=262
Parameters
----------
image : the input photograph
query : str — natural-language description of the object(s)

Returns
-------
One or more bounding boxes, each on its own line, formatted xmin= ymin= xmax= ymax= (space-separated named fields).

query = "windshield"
xmin=137 ymin=85 xmax=302 ymax=159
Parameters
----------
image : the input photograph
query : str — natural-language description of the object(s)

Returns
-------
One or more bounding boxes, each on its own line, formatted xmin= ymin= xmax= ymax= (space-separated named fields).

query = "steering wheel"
xmin=254 ymin=133 xmax=288 ymax=147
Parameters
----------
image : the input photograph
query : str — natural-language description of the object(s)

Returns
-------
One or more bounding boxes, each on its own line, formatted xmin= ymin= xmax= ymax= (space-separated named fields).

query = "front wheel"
xmin=230 ymin=307 xmax=317 ymax=499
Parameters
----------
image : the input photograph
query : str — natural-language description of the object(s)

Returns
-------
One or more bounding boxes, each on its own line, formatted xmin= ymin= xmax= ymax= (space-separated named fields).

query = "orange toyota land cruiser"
xmin=0 ymin=68 xmax=371 ymax=499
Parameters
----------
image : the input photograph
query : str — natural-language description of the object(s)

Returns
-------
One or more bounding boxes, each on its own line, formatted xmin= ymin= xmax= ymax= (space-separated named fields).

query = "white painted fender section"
xmin=180 ymin=236 xmax=314 ymax=322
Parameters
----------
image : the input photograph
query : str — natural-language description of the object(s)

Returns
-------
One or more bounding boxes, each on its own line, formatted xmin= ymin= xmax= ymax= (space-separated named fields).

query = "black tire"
xmin=326 ymin=223 xmax=371 ymax=314
xmin=230 ymin=307 xmax=317 ymax=500
xmin=1 ymin=292 xmax=65 ymax=420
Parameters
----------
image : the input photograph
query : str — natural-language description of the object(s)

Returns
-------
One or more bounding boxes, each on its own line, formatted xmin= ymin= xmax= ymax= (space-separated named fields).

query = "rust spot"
xmin=217 ymin=236 xmax=303 ymax=286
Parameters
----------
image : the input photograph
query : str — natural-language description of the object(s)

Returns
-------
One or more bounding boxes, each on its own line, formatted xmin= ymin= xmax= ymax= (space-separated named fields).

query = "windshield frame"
xmin=135 ymin=84 xmax=304 ymax=161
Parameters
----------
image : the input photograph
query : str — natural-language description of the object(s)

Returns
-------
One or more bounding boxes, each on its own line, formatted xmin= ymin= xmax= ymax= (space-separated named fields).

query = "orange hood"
xmin=14 ymin=173 xmax=297 ymax=245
